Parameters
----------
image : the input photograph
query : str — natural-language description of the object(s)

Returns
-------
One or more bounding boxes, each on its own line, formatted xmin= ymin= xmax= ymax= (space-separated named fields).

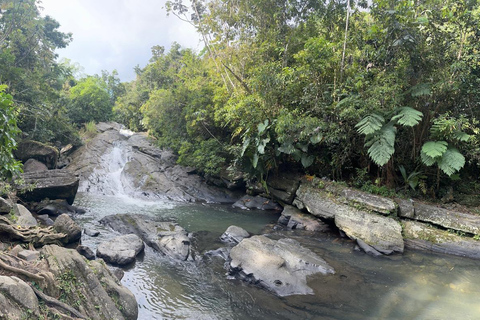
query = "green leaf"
xmin=355 ymin=113 xmax=385 ymax=135
xmin=365 ymin=123 xmax=396 ymax=166
xmin=452 ymin=131 xmax=470 ymax=142
xmin=278 ymin=143 xmax=296 ymax=154
xmin=301 ymin=154 xmax=315 ymax=168
xmin=410 ymin=83 xmax=431 ymax=97
xmin=438 ymin=147 xmax=465 ymax=176
xmin=310 ymin=134 xmax=323 ymax=144
xmin=257 ymin=119 xmax=269 ymax=134
xmin=391 ymin=107 xmax=423 ymax=127
xmin=420 ymin=151 xmax=436 ymax=166
xmin=241 ymin=137 xmax=250 ymax=157
xmin=252 ymin=153 xmax=259 ymax=168
xmin=257 ymin=137 xmax=270 ymax=154
xmin=421 ymin=141 xmax=448 ymax=158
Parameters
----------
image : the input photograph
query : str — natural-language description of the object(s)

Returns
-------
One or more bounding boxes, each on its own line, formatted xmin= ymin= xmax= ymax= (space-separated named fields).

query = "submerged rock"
xmin=96 ymin=234 xmax=144 ymax=266
xmin=220 ymin=225 xmax=250 ymax=244
xmin=228 ymin=235 xmax=335 ymax=296
xmin=232 ymin=195 xmax=282 ymax=211
xmin=100 ymin=214 xmax=192 ymax=261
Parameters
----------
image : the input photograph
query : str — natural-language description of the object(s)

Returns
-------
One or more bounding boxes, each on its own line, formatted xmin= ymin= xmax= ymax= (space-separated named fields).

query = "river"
xmin=73 ymin=192 xmax=480 ymax=320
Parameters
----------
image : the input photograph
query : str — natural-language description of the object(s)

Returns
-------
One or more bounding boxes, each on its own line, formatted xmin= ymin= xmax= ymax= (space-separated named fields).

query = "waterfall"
xmin=79 ymin=141 xmax=132 ymax=196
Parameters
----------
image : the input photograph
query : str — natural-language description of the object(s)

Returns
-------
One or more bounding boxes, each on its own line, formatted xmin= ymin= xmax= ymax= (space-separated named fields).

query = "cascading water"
xmin=79 ymin=141 xmax=133 ymax=196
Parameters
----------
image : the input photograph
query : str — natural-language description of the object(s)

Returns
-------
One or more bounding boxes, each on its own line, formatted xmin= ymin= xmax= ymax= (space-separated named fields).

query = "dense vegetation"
xmin=1 ymin=0 xmax=480 ymax=199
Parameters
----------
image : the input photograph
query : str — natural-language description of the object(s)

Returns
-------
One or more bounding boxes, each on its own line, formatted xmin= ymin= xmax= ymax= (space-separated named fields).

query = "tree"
xmin=0 ymin=85 xmax=22 ymax=180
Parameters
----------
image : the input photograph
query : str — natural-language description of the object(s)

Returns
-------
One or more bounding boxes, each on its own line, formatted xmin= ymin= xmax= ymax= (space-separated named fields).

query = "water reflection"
xmin=74 ymin=193 xmax=480 ymax=320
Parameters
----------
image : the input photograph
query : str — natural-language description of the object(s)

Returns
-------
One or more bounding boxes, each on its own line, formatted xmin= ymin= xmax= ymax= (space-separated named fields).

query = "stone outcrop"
xmin=17 ymin=170 xmax=79 ymax=205
xmin=229 ymin=235 xmax=335 ymax=296
xmin=278 ymin=205 xmax=329 ymax=232
xmin=0 ymin=276 xmax=40 ymax=319
xmin=14 ymin=140 xmax=58 ymax=169
xmin=97 ymin=234 xmax=144 ymax=265
xmin=220 ymin=225 xmax=250 ymax=244
xmin=335 ymin=209 xmax=404 ymax=254
xmin=267 ymin=173 xmax=301 ymax=204
xmin=402 ymin=220 xmax=480 ymax=259
xmin=294 ymin=184 xmax=340 ymax=219
xmin=53 ymin=214 xmax=82 ymax=244
xmin=0 ymin=197 xmax=13 ymax=214
xmin=99 ymin=214 xmax=192 ymax=261
xmin=232 ymin=195 xmax=282 ymax=211
xmin=13 ymin=204 xmax=37 ymax=228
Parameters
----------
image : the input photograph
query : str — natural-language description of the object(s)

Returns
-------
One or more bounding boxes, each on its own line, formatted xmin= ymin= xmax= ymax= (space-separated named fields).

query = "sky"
xmin=40 ymin=0 xmax=202 ymax=81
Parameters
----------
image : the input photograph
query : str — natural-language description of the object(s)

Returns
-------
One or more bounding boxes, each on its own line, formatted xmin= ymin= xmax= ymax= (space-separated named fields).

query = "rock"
xmin=395 ymin=198 xmax=415 ymax=218
xmin=17 ymin=250 xmax=40 ymax=261
xmin=35 ymin=199 xmax=76 ymax=216
xmin=42 ymin=244 xmax=138 ymax=320
xmin=100 ymin=214 xmax=192 ymax=261
xmin=77 ymin=245 xmax=95 ymax=260
xmin=267 ymin=173 xmax=301 ymax=204
xmin=14 ymin=140 xmax=58 ymax=169
xmin=0 ymin=276 xmax=39 ymax=319
xmin=17 ymin=170 xmax=79 ymax=205
xmin=335 ymin=209 xmax=404 ymax=255
xmin=53 ymin=214 xmax=82 ymax=244
xmin=0 ymin=197 xmax=13 ymax=214
xmin=229 ymin=235 xmax=334 ymax=296
xmin=279 ymin=205 xmax=329 ymax=232
xmin=409 ymin=202 xmax=480 ymax=236
xmin=60 ymin=143 xmax=73 ymax=155
xmin=220 ymin=225 xmax=250 ymax=244
xmin=84 ymin=228 xmax=100 ymax=237
xmin=35 ymin=214 xmax=54 ymax=226
xmin=14 ymin=204 xmax=37 ymax=228
xmin=403 ymin=220 xmax=480 ymax=260
xmin=22 ymin=158 xmax=48 ymax=173
xmin=96 ymin=121 xmax=123 ymax=132
xmin=205 ymin=247 xmax=231 ymax=260
xmin=356 ymin=239 xmax=382 ymax=257
xmin=295 ymin=184 xmax=341 ymax=219
xmin=232 ymin=195 xmax=282 ymax=211
xmin=338 ymin=187 xmax=397 ymax=215
xmin=10 ymin=245 xmax=23 ymax=257
xmin=97 ymin=234 xmax=144 ymax=265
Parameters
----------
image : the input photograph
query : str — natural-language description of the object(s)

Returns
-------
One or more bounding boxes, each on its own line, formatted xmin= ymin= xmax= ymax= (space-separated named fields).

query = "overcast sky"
xmin=40 ymin=0 xmax=202 ymax=81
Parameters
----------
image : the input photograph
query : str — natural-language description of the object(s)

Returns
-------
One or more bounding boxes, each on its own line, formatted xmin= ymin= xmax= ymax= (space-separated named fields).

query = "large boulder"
xmin=267 ymin=173 xmax=301 ymax=204
xmin=17 ymin=170 xmax=79 ymax=205
xmin=22 ymin=158 xmax=48 ymax=173
xmin=99 ymin=214 xmax=192 ymax=261
xmin=278 ymin=205 xmax=329 ymax=232
xmin=0 ymin=276 xmax=40 ymax=319
xmin=53 ymin=213 xmax=82 ymax=244
xmin=14 ymin=140 xmax=58 ymax=169
xmin=0 ymin=197 xmax=13 ymax=214
xmin=96 ymin=234 xmax=145 ymax=266
xmin=294 ymin=184 xmax=341 ymax=219
xmin=229 ymin=235 xmax=335 ymax=296
xmin=42 ymin=244 xmax=138 ymax=320
xmin=335 ymin=209 xmax=404 ymax=255
xmin=232 ymin=195 xmax=282 ymax=211
xmin=403 ymin=220 xmax=480 ymax=259
xmin=13 ymin=204 xmax=37 ymax=228
xmin=220 ymin=225 xmax=250 ymax=244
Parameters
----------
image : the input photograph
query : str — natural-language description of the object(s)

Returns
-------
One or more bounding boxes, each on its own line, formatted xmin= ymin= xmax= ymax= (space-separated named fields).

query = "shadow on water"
xmin=74 ymin=192 xmax=480 ymax=320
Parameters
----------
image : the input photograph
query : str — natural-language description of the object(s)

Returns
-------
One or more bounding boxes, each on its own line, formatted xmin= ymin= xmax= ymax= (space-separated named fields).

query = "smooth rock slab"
xmin=229 ymin=235 xmax=334 ymax=296
xmin=97 ymin=234 xmax=144 ymax=265
xmin=335 ymin=209 xmax=404 ymax=254
xmin=403 ymin=220 xmax=480 ymax=260
xmin=220 ymin=225 xmax=250 ymax=244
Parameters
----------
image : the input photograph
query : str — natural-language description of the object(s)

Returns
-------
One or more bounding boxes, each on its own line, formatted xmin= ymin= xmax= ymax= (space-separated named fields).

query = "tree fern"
xmin=355 ymin=113 xmax=384 ymax=135
xmin=365 ymin=122 xmax=396 ymax=166
xmin=437 ymin=147 xmax=465 ymax=176
xmin=421 ymin=141 xmax=448 ymax=158
xmin=391 ymin=107 xmax=423 ymax=127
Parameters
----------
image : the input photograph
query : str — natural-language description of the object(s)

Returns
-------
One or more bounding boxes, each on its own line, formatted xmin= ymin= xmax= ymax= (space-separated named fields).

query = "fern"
xmin=410 ymin=83 xmax=431 ymax=97
xmin=438 ymin=147 xmax=465 ymax=176
xmin=365 ymin=122 xmax=396 ymax=166
xmin=421 ymin=141 xmax=448 ymax=158
xmin=355 ymin=113 xmax=384 ymax=135
xmin=391 ymin=107 xmax=423 ymax=127
xmin=452 ymin=131 xmax=470 ymax=142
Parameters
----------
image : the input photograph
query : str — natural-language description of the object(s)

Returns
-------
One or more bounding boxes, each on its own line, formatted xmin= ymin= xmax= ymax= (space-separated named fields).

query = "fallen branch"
xmin=32 ymin=286 xmax=87 ymax=319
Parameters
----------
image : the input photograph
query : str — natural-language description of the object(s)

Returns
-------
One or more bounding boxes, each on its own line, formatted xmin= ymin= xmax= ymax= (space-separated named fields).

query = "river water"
xmin=74 ymin=192 xmax=480 ymax=320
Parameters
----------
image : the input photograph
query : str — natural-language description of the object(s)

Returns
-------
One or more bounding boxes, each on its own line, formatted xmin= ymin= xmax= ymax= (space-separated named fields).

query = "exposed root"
xmin=32 ymin=286 xmax=87 ymax=319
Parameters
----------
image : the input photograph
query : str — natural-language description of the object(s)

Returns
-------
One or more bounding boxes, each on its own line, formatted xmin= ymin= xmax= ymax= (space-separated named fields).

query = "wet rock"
xmin=35 ymin=214 xmax=54 ymax=226
xmin=356 ymin=239 xmax=382 ymax=257
xmin=17 ymin=170 xmax=79 ymax=205
xmin=23 ymin=158 xmax=48 ymax=172
xmin=335 ymin=209 xmax=404 ymax=255
xmin=14 ymin=140 xmax=58 ymax=169
xmin=232 ymin=195 xmax=282 ymax=211
xmin=17 ymin=250 xmax=40 ymax=261
xmin=229 ymin=235 xmax=335 ymax=296
xmin=267 ymin=173 xmax=301 ymax=204
xmin=96 ymin=234 xmax=144 ymax=266
xmin=0 ymin=197 xmax=13 ymax=214
xmin=410 ymin=202 xmax=480 ymax=236
xmin=84 ymin=228 xmax=100 ymax=237
xmin=0 ymin=276 xmax=39 ymax=319
xmin=279 ymin=205 xmax=329 ymax=232
xmin=205 ymin=247 xmax=231 ymax=260
xmin=100 ymin=214 xmax=192 ymax=261
xmin=77 ymin=245 xmax=95 ymax=260
xmin=220 ymin=225 xmax=250 ymax=244
xmin=35 ymin=199 xmax=77 ymax=216
xmin=403 ymin=220 xmax=480 ymax=260
xmin=42 ymin=244 xmax=138 ymax=320
xmin=53 ymin=214 xmax=82 ymax=244
xmin=13 ymin=204 xmax=37 ymax=228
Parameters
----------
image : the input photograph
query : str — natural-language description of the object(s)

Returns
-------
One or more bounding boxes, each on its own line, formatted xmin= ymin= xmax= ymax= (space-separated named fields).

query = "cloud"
xmin=40 ymin=0 xmax=201 ymax=81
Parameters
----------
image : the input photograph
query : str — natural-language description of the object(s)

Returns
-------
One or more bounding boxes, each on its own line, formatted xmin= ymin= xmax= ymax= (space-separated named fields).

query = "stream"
xmin=71 ymin=138 xmax=480 ymax=320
